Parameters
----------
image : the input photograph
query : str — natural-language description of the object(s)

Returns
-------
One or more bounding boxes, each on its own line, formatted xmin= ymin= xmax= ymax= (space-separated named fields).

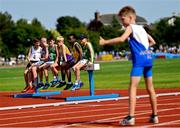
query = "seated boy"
xmin=71 ymin=34 xmax=94 ymax=91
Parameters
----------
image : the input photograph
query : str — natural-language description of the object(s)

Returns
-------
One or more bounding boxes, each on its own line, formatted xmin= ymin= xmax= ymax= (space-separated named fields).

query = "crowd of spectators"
xmin=155 ymin=44 xmax=180 ymax=54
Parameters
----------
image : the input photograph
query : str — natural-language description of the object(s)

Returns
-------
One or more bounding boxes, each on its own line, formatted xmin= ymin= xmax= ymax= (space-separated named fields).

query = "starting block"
xmin=66 ymin=64 xmax=120 ymax=101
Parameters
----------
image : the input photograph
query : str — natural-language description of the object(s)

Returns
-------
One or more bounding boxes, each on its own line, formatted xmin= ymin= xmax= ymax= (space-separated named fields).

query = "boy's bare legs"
xmin=129 ymin=76 xmax=141 ymax=117
xmin=121 ymin=76 xmax=141 ymax=125
xmin=71 ymin=62 xmax=85 ymax=90
xmin=50 ymin=63 xmax=59 ymax=77
xmin=73 ymin=62 xmax=84 ymax=81
xmin=50 ymin=63 xmax=60 ymax=86
xmin=31 ymin=66 xmax=38 ymax=86
xmin=144 ymin=77 xmax=157 ymax=115
xmin=44 ymin=69 xmax=49 ymax=82
xmin=24 ymin=69 xmax=29 ymax=87
xmin=39 ymin=68 xmax=43 ymax=82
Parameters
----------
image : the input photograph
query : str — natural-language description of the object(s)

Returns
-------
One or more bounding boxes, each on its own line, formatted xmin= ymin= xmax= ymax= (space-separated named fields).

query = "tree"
xmin=151 ymin=17 xmax=180 ymax=47
xmin=56 ymin=16 xmax=85 ymax=36
xmin=0 ymin=17 xmax=47 ymax=58
xmin=0 ymin=12 xmax=14 ymax=34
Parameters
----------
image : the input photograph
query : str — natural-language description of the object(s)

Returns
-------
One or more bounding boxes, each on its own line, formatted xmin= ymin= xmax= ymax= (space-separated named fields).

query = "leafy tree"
xmin=56 ymin=16 xmax=85 ymax=36
xmin=1 ymin=17 xmax=47 ymax=58
xmin=0 ymin=12 xmax=14 ymax=34
xmin=151 ymin=17 xmax=180 ymax=47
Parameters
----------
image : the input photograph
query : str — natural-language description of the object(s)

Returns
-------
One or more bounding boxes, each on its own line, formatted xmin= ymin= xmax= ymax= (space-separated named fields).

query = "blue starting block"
xmin=66 ymin=64 xmax=120 ymax=101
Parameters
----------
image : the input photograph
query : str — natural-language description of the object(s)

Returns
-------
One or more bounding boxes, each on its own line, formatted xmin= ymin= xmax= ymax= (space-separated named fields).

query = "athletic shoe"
xmin=149 ymin=114 xmax=159 ymax=124
xmin=21 ymin=86 xmax=29 ymax=93
xmin=50 ymin=79 xmax=60 ymax=87
xmin=32 ymin=82 xmax=38 ymax=87
xmin=56 ymin=81 xmax=66 ymax=88
xmin=71 ymin=81 xmax=84 ymax=91
xmin=75 ymin=81 xmax=84 ymax=90
xmin=120 ymin=116 xmax=135 ymax=126
xmin=25 ymin=86 xmax=36 ymax=93
xmin=64 ymin=82 xmax=73 ymax=90
xmin=71 ymin=83 xmax=79 ymax=91
xmin=42 ymin=83 xmax=50 ymax=90
xmin=36 ymin=82 xmax=44 ymax=89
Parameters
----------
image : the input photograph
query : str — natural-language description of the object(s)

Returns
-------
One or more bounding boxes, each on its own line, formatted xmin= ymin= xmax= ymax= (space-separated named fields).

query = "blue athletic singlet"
xmin=128 ymin=24 xmax=153 ymax=67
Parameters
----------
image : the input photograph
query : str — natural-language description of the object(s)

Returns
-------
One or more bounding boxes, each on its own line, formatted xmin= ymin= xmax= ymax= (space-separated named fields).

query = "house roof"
xmin=99 ymin=13 xmax=147 ymax=25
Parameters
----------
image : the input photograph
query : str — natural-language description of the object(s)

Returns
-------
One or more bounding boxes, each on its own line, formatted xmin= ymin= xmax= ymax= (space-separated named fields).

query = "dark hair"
xmin=48 ymin=35 xmax=55 ymax=41
xmin=33 ymin=38 xmax=40 ymax=43
xmin=68 ymin=34 xmax=77 ymax=40
xmin=79 ymin=34 xmax=87 ymax=40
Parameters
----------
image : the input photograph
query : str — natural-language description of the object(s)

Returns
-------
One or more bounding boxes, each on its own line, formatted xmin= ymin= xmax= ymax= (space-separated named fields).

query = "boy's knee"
xmin=50 ymin=65 xmax=54 ymax=69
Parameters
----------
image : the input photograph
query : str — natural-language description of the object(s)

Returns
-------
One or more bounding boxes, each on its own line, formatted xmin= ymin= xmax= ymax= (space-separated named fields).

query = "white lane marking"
xmin=1 ymin=94 xmax=179 ymax=116
xmin=1 ymin=92 xmax=179 ymax=111
xmin=1 ymin=106 xmax=180 ymax=127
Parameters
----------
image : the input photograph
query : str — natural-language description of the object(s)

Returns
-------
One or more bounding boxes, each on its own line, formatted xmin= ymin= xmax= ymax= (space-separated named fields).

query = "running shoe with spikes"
xmin=120 ymin=116 xmax=135 ymax=126
xmin=149 ymin=114 xmax=159 ymax=124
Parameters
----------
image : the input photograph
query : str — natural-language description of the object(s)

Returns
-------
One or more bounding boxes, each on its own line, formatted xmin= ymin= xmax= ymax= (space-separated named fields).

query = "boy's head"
xmin=41 ymin=37 xmax=47 ymax=47
xmin=79 ymin=34 xmax=88 ymax=45
xmin=33 ymin=38 xmax=40 ymax=47
xmin=118 ymin=6 xmax=136 ymax=27
xmin=68 ymin=34 xmax=76 ymax=43
xmin=56 ymin=36 xmax=64 ymax=46
xmin=48 ymin=36 xmax=55 ymax=46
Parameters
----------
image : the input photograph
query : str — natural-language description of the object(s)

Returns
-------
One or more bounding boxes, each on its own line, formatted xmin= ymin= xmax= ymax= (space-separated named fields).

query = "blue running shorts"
xmin=130 ymin=66 xmax=152 ymax=78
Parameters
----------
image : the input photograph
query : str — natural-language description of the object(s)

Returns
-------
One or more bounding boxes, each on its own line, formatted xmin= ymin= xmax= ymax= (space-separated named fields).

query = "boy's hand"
xmin=99 ymin=36 xmax=106 ymax=46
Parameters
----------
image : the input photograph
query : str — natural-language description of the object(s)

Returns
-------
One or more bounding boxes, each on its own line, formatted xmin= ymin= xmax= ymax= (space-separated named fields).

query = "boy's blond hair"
xmin=56 ymin=36 xmax=64 ymax=41
xmin=118 ymin=6 xmax=136 ymax=17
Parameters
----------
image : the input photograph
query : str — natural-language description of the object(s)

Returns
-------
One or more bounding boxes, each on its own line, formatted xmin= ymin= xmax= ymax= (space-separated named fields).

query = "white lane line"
xmin=93 ymin=113 xmax=180 ymax=123
xmin=1 ymin=106 xmax=180 ymax=127
xmin=1 ymin=92 xmax=179 ymax=111
xmin=1 ymin=94 xmax=179 ymax=116
xmin=145 ymin=120 xmax=180 ymax=127
xmin=0 ymin=104 xmax=146 ymax=121
xmin=53 ymin=108 xmax=180 ymax=128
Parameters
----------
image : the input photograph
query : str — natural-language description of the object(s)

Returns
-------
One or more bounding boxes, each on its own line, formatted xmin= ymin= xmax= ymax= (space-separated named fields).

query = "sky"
xmin=0 ymin=0 xmax=180 ymax=29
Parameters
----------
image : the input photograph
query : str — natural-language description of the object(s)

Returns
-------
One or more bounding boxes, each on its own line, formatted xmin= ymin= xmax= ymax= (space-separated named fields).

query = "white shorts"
xmin=79 ymin=59 xmax=88 ymax=65
xmin=45 ymin=61 xmax=54 ymax=66
xmin=34 ymin=61 xmax=44 ymax=66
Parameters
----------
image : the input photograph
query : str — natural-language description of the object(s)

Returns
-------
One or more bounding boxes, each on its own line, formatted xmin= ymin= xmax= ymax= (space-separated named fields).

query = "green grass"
xmin=0 ymin=59 xmax=180 ymax=91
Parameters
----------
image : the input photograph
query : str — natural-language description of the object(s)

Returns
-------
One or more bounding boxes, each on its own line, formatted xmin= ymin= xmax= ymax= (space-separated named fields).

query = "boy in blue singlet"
xmin=99 ymin=6 xmax=158 ymax=126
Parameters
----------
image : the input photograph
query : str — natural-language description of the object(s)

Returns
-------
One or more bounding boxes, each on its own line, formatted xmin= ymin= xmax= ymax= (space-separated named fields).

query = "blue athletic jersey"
xmin=128 ymin=24 xmax=153 ymax=67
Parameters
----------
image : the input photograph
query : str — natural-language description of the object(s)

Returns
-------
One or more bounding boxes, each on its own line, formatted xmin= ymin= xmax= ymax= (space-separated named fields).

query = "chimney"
xmin=95 ymin=11 xmax=100 ymax=21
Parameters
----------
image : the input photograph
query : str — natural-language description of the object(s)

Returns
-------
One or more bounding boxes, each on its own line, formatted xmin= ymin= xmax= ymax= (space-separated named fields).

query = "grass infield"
xmin=0 ymin=59 xmax=180 ymax=92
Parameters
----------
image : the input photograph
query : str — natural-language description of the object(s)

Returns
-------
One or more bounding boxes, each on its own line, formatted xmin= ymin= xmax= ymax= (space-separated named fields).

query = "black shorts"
xmin=60 ymin=60 xmax=75 ymax=70
xmin=26 ymin=61 xmax=38 ymax=68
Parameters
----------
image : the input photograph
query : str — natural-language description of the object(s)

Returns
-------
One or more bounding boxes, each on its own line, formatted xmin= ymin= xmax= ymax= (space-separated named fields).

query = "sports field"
xmin=0 ymin=59 xmax=180 ymax=92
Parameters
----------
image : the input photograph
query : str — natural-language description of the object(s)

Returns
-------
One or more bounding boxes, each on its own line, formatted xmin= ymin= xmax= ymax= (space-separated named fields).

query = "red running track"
xmin=0 ymin=88 xmax=180 ymax=127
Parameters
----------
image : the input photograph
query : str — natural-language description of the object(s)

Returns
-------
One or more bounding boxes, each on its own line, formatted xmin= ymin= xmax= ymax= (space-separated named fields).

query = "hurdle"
xmin=13 ymin=90 xmax=61 ymax=98
xmin=66 ymin=64 xmax=120 ymax=101
xmin=13 ymin=78 xmax=60 ymax=98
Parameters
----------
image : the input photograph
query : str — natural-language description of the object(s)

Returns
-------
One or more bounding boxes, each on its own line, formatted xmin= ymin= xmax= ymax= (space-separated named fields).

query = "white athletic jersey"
xmin=29 ymin=46 xmax=42 ymax=61
xmin=128 ymin=24 xmax=153 ymax=67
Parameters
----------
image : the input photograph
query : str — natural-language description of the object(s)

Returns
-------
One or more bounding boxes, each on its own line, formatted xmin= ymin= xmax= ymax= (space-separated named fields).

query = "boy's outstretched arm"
xmin=148 ymin=34 xmax=156 ymax=47
xmin=99 ymin=26 xmax=132 ymax=46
